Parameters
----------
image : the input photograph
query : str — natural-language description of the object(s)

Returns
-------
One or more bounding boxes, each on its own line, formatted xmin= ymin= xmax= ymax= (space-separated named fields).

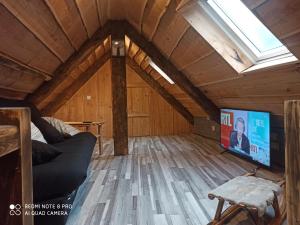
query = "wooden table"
xmin=65 ymin=122 xmax=104 ymax=155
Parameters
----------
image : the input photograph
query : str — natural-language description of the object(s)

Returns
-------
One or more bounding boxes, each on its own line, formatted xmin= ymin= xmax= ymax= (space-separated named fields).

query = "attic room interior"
xmin=1 ymin=0 xmax=300 ymax=225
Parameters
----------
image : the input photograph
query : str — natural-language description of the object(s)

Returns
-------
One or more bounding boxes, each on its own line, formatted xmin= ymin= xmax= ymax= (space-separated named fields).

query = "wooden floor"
xmin=66 ymin=135 xmax=282 ymax=225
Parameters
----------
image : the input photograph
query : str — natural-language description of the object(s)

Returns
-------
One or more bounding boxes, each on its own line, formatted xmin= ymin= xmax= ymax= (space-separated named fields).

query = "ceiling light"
xmin=149 ymin=60 xmax=175 ymax=84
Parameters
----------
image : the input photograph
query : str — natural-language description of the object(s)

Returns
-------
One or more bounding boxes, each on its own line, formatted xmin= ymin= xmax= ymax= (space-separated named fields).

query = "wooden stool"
xmin=208 ymin=174 xmax=286 ymax=225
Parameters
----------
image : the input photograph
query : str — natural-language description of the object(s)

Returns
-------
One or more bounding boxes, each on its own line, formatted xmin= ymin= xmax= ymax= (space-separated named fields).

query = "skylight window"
xmin=205 ymin=0 xmax=296 ymax=63
xmin=149 ymin=60 xmax=175 ymax=84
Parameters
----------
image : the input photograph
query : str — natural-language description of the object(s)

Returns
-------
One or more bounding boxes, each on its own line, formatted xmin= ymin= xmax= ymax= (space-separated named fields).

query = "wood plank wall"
xmin=54 ymin=60 xmax=191 ymax=137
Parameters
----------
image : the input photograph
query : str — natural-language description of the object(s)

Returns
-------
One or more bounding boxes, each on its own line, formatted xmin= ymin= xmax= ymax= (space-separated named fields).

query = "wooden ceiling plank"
xmin=127 ymin=57 xmax=194 ymax=124
xmin=0 ymin=5 xmax=61 ymax=74
xmin=253 ymin=0 xmax=300 ymax=39
xmin=1 ymin=0 xmax=74 ymax=61
xmin=0 ymin=87 xmax=27 ymax=100
xmin=141 ymin=0 xmax=171 ymax=40
xmin=0 ymin=55 xmax=52 ymax=81
xmin=152 ymin=0 xmax=190 ymax=58
xmin=124 ymin=21 xmax=220 ymax=122
xmin=0 ymin=65 xmax=43 ymax=93
xmin=45 ymin=0 xmax=88 ymax=50
xmin=75 ymin=0 xmax=100 ymax=38
xmin=96 ymin=0 xmax=109 ymax=26
xmin=26 ymin=22 xmax=112 ymax=106
xmin=41 ymin=52 xmax=110 ymax=116
xmin=170 ymin=27 xmax=214 ymax=70
xmin=125 ymin=0 xmax=148 ymax=32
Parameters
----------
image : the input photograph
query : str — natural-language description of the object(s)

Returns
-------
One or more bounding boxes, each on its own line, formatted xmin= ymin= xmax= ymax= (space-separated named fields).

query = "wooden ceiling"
xmin=0 ymin=0 xmax=300 ymax=117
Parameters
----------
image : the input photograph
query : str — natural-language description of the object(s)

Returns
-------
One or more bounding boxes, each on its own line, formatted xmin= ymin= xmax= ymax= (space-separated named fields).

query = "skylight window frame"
xmin=202 ymin=0 xmax=292 ymax=63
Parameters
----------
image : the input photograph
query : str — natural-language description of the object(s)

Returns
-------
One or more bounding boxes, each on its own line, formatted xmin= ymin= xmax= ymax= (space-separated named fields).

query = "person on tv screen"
xmin=230 ymin=117 xmax=250 ymax=154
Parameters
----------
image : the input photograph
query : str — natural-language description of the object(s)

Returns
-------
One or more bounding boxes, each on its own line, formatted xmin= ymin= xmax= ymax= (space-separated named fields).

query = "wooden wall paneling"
xmin=45 ymin=0 xmax=88 ymax=50
xmin=152 ymin=0 xmax=190 ymax=58
xmin=54 ymin=61 xmax=113 ymax=138
xmin=27 ymin=22 xmax=112 ymax=106
xmin=173 ymin=110 xmax=192 ymax=134
xmin=0 ymin=54 xmax=52 ymax=81
xmin=127 ymin=67 xmax=151 ymax=137
xmin=284 ymin=100 xmax=300 ymax=225
xmin=0 ymin=88 xmax=27 ymax=100
xmin=54 ymin=58 xmax=192 ymax=137
xmin=125 ymin=0 xmax=148 ymax=32
xmin=42 ymin=52 xmax=110 ymax=115
xmin=1 ymin=0 xmax=74 ymax=61
xmin=127 ymin=58 xmax=194 ymax=124
xmin=75 ymin=0 xmax=100 ymax=38
xmin=0 ymin=5 xmax=61 ymax=74
xmin=124 ymin=21 xmax=220 ymax=122
xmin=141 ymin=0 xmax=171 ymax=40
xmin=97 ymin=62 xmax=113 ymax=138
xmin=170 ymin=27 xmax=214 ymax=70
xmin=150 ymin=90 xmax=174 ymax=135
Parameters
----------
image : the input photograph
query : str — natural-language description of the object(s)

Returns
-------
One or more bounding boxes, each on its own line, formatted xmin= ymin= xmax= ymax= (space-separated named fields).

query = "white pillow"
xmin=31 ymin=122 xmax=47 ymax=143
xmin=42 ymin=117 xmax=80 ymax=136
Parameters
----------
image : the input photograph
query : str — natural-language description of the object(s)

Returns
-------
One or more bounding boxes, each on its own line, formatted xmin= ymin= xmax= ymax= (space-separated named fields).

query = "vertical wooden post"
xmin=284 ymin=100 xmax=300 ymax=225
xmin=111 ymin=27 xmax=128 ymax=155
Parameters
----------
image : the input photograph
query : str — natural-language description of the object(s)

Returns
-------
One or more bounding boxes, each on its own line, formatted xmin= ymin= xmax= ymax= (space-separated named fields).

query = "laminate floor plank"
xmin=66 ymin=135 xmax=281 ymax=225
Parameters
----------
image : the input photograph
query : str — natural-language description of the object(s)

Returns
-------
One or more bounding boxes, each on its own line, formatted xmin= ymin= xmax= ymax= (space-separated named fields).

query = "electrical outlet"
xmin=86 ymin=96 xmax=92 ymax=100
xmin=211 ymin=125 xmax=215 ymax=132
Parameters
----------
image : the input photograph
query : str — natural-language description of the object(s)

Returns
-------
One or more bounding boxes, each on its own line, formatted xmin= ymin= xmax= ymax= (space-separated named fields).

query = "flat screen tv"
xmin=220 ymin=108 xmax=271 ymax=167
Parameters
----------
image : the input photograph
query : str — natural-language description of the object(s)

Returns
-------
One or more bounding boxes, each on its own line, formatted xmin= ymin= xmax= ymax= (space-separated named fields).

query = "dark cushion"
xmin=33 ymin=132 xmax=96 ymax=202
xmin=34 ymin=118 xmax=64 ymax=144
xmin=32 ymin=140 xmax=62 ymax=166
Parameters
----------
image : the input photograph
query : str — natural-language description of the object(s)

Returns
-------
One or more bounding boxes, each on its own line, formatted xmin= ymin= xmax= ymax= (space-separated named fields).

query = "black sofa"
xmin=0 ymin=98 xmax=96 ymax=225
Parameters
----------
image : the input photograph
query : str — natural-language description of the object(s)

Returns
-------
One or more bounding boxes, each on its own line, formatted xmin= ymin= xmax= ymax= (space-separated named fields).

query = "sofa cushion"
xmin=42 ymin=117 xmax=80 ymax=136
xmin=32 ymin=140 xmax=62 ymax=166
xmin=34 ymin=118 xmax=65 ymax=144
xmin=31 ymin=122 xmax=47 ymax=143
xmin=33 ymin=132 xmax=96 ymax=202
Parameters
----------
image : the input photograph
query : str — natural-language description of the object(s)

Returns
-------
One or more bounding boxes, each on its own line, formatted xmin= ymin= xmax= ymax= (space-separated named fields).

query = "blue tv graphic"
xmin=248 ymin=111 xmax=270 ymax=166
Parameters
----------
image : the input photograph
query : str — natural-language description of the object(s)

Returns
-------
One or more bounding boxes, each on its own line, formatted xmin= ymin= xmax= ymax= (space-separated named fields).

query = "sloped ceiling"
xmin=0 ymin=0 xmax=300 ymax=116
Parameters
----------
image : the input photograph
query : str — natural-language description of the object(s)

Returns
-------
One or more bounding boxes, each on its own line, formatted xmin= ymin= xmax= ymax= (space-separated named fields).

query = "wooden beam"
xmin=0 ymin=55 xmax=52 ymax=81
xmin=26 ymin=22 xmax=112 ymax=105
xmin=123 ymin=20 xmax=220 ymax=122
xmin=127 ymin=57 xmax=194 ymax=125
xmin=284 ymin=100 xmax=300 ymax=225
xmin=41 ymin=52 xmax=110 ymax=116
xmin=111 ymin=27 xmax=128 ymax=156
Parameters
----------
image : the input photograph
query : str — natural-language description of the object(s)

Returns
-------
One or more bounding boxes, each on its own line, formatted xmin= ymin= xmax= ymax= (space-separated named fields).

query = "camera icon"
xmin=9 ymin=204 xmax=22 ymax=216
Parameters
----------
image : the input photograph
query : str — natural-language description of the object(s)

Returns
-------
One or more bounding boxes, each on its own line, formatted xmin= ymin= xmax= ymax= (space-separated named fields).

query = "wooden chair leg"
xmin=214 ymin=198 xmax=225 ymax=221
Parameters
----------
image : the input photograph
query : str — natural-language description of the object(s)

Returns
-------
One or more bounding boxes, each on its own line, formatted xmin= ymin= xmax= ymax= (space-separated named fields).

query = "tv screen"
xmin=220 ymin=108 xmax=271 ymax=167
